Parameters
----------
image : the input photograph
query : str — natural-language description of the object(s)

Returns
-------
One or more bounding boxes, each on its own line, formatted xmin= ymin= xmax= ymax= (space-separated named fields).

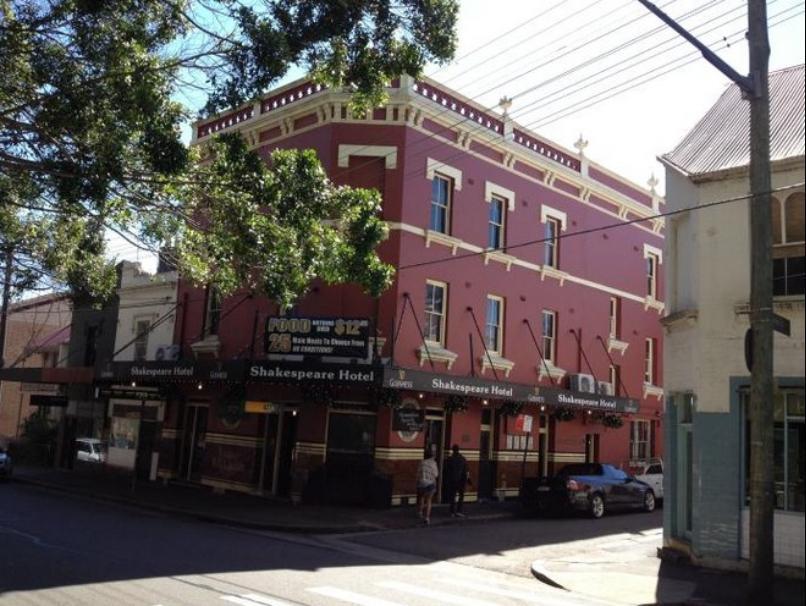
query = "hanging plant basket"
xmin=552 ymin=407 xmax=576 ymax=422
xmin=301 ymin=383 xmax=335 ymax=406
xmin=370 ymin=385 xmax=403 ymax=409
xmin=218 ymin=385 xmax=246 ymax=426
xmin=499 ymin=400 xmax=524 ymax=417
xmin=602 ymin=413 xmax=624 ymax=428
xmin=444 ymin=394 xmax=468 ymax=414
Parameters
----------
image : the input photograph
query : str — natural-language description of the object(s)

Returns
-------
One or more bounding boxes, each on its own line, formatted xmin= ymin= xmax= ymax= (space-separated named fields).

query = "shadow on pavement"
xmin=1 ymin=466 xmax=666 ymax=597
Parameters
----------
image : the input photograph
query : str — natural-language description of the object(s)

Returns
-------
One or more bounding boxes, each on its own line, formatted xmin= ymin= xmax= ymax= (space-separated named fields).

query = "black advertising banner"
xmin=264 ymin=316 xmax=370 ymax=358
xmin=246 ymin=361 xmax=378 ymax=384
xmin=100 ymin=360 xmax=379 ymax=386
xmin=392 ymin=404 xmax=425 ymax=432
xmin=383 ymin=367 xmax=640 ymax=414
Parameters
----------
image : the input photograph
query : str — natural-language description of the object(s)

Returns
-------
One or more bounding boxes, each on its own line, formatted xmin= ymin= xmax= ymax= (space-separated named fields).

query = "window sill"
xmin=607 ymin=336 xmax=630 ymax=355
xmin=537 ymin=363 xmax=566 ymax=383
xmin=418 ymin=343 xmax=458 ymax=369
xmin=484 ymin=249 xmax=518 ymax=271
xmin=643 ymin=383 xmax=664 ymax=399
xmin=644 ymin=296 xmax=665 ymax=314
xmin=480 ymin=354 xmax=514 ymax=378
xmin=540 ymin=265 xmax=568 ymax=285
xmin=425 ymin=230 xmax=462 ymax=255
xmin=190 ymin=335 xmax=220 ymax=358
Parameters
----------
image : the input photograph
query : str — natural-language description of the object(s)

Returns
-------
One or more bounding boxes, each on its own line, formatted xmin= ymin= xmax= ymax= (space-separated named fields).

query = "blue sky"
xmin=110 ymin=0 xmax=806 ymax=271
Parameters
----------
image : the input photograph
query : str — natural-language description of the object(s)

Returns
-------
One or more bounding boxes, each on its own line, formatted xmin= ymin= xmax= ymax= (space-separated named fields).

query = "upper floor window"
xmin=204 ymin=286 xmax=222 ymax=337
xmin=424 ymin=281 xmax=447 ymax=346
xmin=772 ymin=192 xmax=805 ymax=296
xmin=646 ymin=253 xmax=659 ymax=298
xmin=609 ymin=297 xmax=621 ymax=339
xmin=484 ymin=296 xmax=504 ymax=355
xmin=644 ymin=337 xmax=656 ymax=385
xmin=542 ymin=309 xmax=557 ymax=365
xmin=430 ymin=174 xmax=452 ymax=234
xmin=133 ymin=319 xmax=150 ymax=361
xmin=544 ymin=217 xmax=561 ymax=268
xmin=488 ymin=196 xmax=506 ymax=249
xmin=609 ymin=364 xmax=621 ymax=396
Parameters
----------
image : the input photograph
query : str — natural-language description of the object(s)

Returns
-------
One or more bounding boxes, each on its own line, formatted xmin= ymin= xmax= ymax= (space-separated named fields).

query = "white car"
xmin=635 ymin=459 xmax=663 ymax=500
xmin=75 ymin=438 xmax=106 ymax=463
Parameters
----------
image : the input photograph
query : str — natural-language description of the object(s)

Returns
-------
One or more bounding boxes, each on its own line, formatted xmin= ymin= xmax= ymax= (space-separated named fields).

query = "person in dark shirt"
xmin=445 ymin=444 xmax=470 ymax=517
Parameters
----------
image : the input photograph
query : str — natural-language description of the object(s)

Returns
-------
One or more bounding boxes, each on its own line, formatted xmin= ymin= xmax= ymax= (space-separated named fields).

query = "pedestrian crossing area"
xmin=214 ymin=573 xmax=608 ymax=606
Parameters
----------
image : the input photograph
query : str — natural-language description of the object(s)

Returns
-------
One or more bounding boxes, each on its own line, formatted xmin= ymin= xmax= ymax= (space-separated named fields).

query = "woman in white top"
xmin=416 ymin=450 xmax=439 ymax=525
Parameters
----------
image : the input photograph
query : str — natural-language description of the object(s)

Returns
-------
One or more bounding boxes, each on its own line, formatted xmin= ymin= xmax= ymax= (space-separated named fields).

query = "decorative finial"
xmin=574 ymin=134 xmax=589 ymax=156
xmin=499 ymin=96 xmax=513 ymax=117
xmin=647 ymin=173 xmax=659 ymax=194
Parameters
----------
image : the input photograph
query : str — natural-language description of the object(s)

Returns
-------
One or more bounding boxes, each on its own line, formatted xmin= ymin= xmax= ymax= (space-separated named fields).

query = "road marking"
xmin=434 ymin=577 xmax=546 ymax=602
xmin=375 ymin=580 xmax=500 ymax=606
xmin=221 ymin=594 xmax=294 ymax=606
xmin=240 ymin=594 xmax=297 ymax=606
xmin=307 ymin=586 xmax=405 ymax=606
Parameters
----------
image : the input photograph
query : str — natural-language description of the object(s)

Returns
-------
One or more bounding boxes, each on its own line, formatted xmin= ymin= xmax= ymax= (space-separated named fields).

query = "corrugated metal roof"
xmin=662 ymin=64 xmax=805 ymax=177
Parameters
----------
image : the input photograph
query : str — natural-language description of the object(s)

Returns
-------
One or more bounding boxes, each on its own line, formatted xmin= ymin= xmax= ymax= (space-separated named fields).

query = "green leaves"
xmin=206 ymin=0 xmax=459 ymax=114
xmin=1 ymin=1 xmax=457 ymax=304
xmin=176 ymin=134 xmax=393 ymax=308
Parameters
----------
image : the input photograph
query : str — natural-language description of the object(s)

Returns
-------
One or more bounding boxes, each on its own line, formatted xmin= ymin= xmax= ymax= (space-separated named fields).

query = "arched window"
xmin=784 ymin=192 xmax=805 ymax=243
xmin=771 ymin=196 xmax=782 ymax=244
xmin=773 ymin=191 xmax=805 ymax=296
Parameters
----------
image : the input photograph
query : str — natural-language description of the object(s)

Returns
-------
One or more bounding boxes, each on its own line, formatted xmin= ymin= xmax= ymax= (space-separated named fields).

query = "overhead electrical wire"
xmin=397 ymin=182 xmax=806 ymax=271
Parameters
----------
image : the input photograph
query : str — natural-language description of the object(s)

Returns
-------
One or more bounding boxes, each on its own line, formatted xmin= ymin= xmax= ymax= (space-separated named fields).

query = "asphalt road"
xmin=1 ymin=482 xmax=618 ymax=606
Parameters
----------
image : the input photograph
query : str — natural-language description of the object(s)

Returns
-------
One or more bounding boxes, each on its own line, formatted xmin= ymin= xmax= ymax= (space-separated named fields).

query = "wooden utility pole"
xmin=746 ymin=0 xmax=774 ymax=599
xmin=637 ymin=1 xmax=774 ymax=600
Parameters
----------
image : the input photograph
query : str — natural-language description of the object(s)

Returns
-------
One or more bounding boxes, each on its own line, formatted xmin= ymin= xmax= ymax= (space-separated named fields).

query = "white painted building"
xmin=660 ymin=65 xmax=804 ymax=572
xmin=107 ymin=260 xmax=178 ymax=473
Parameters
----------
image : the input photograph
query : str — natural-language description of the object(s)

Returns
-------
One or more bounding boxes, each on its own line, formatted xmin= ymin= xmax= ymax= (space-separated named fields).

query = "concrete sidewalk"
xmin=529 ymin=526 xmax=805 ymax=606
xmin=12 ymin=465 xmax=517 ymax=534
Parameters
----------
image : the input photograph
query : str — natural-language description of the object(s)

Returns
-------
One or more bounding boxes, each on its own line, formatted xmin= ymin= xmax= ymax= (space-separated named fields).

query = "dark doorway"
xmin=478 ymin=407 xmax=494 ymax=500
xmin=424 ymin=413 xmax=445 ymax=502
xmin=179 ymin=405 xmax=208 ymax=482
xmin=135 ymin=420 xmax=158 ymax=480
xmin=585 ymin=433 xmax=600 ymax=463
xmin=255 ymin=413 xmax=279 ymax=493
xmin=277 ymin=409 xmax=298 ymax=496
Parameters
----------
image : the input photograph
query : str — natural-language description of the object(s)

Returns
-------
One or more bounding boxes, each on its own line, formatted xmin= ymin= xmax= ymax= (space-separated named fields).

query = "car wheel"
xmin=590 ymin=493 xmax=605 ymax=519
xmin=643 ymin=490 xmax=656 ymax=512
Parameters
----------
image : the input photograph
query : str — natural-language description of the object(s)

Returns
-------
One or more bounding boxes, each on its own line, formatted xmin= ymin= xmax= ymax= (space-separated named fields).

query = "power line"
xmin=397 ymin=182 xmax=806 ymax=271
xmin=528 ymin=5 xmax=803 ymax=129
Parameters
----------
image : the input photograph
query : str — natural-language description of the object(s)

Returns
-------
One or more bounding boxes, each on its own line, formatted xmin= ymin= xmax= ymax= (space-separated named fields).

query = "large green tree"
xmin=0 ymin=0 xmax=458 ymax=303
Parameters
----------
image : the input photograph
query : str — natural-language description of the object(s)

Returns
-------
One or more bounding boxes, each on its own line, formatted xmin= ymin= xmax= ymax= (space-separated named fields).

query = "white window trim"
xmin=485 ymin=295 xmax=505 ymax=356
xmin=485 ymin=181 xmax=515 ymax=211
xmin=487 ymin=195 xmax=506 ymax=250
xmin=644 ymin=337 xmax=655 ymax=385
xmin=337 ymin=144 xmax=397 ymax=169
xmin=424 ymin=279 xmax=448 ymax=347
xmin=537 ymin=362 xmax=566 ymax=382
xmin=643 ymin=243 xmax=663 ymax=264
xmin=426 ymin=158 xmax=462 ymax=190
xmin=542 ymin=309 xmax=557 ymax=365
xmin=480 ymin=353 xmax=515 ymax=378
xmin=418 ymin=344 xmax=458 ymax=369
xmin=540 ymin=204 xmax=568 ymax=231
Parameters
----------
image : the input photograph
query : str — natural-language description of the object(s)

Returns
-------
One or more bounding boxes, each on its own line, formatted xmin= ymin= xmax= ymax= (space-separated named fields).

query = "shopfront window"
xmin=744 ymin=388 xmax=805 ymax=512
